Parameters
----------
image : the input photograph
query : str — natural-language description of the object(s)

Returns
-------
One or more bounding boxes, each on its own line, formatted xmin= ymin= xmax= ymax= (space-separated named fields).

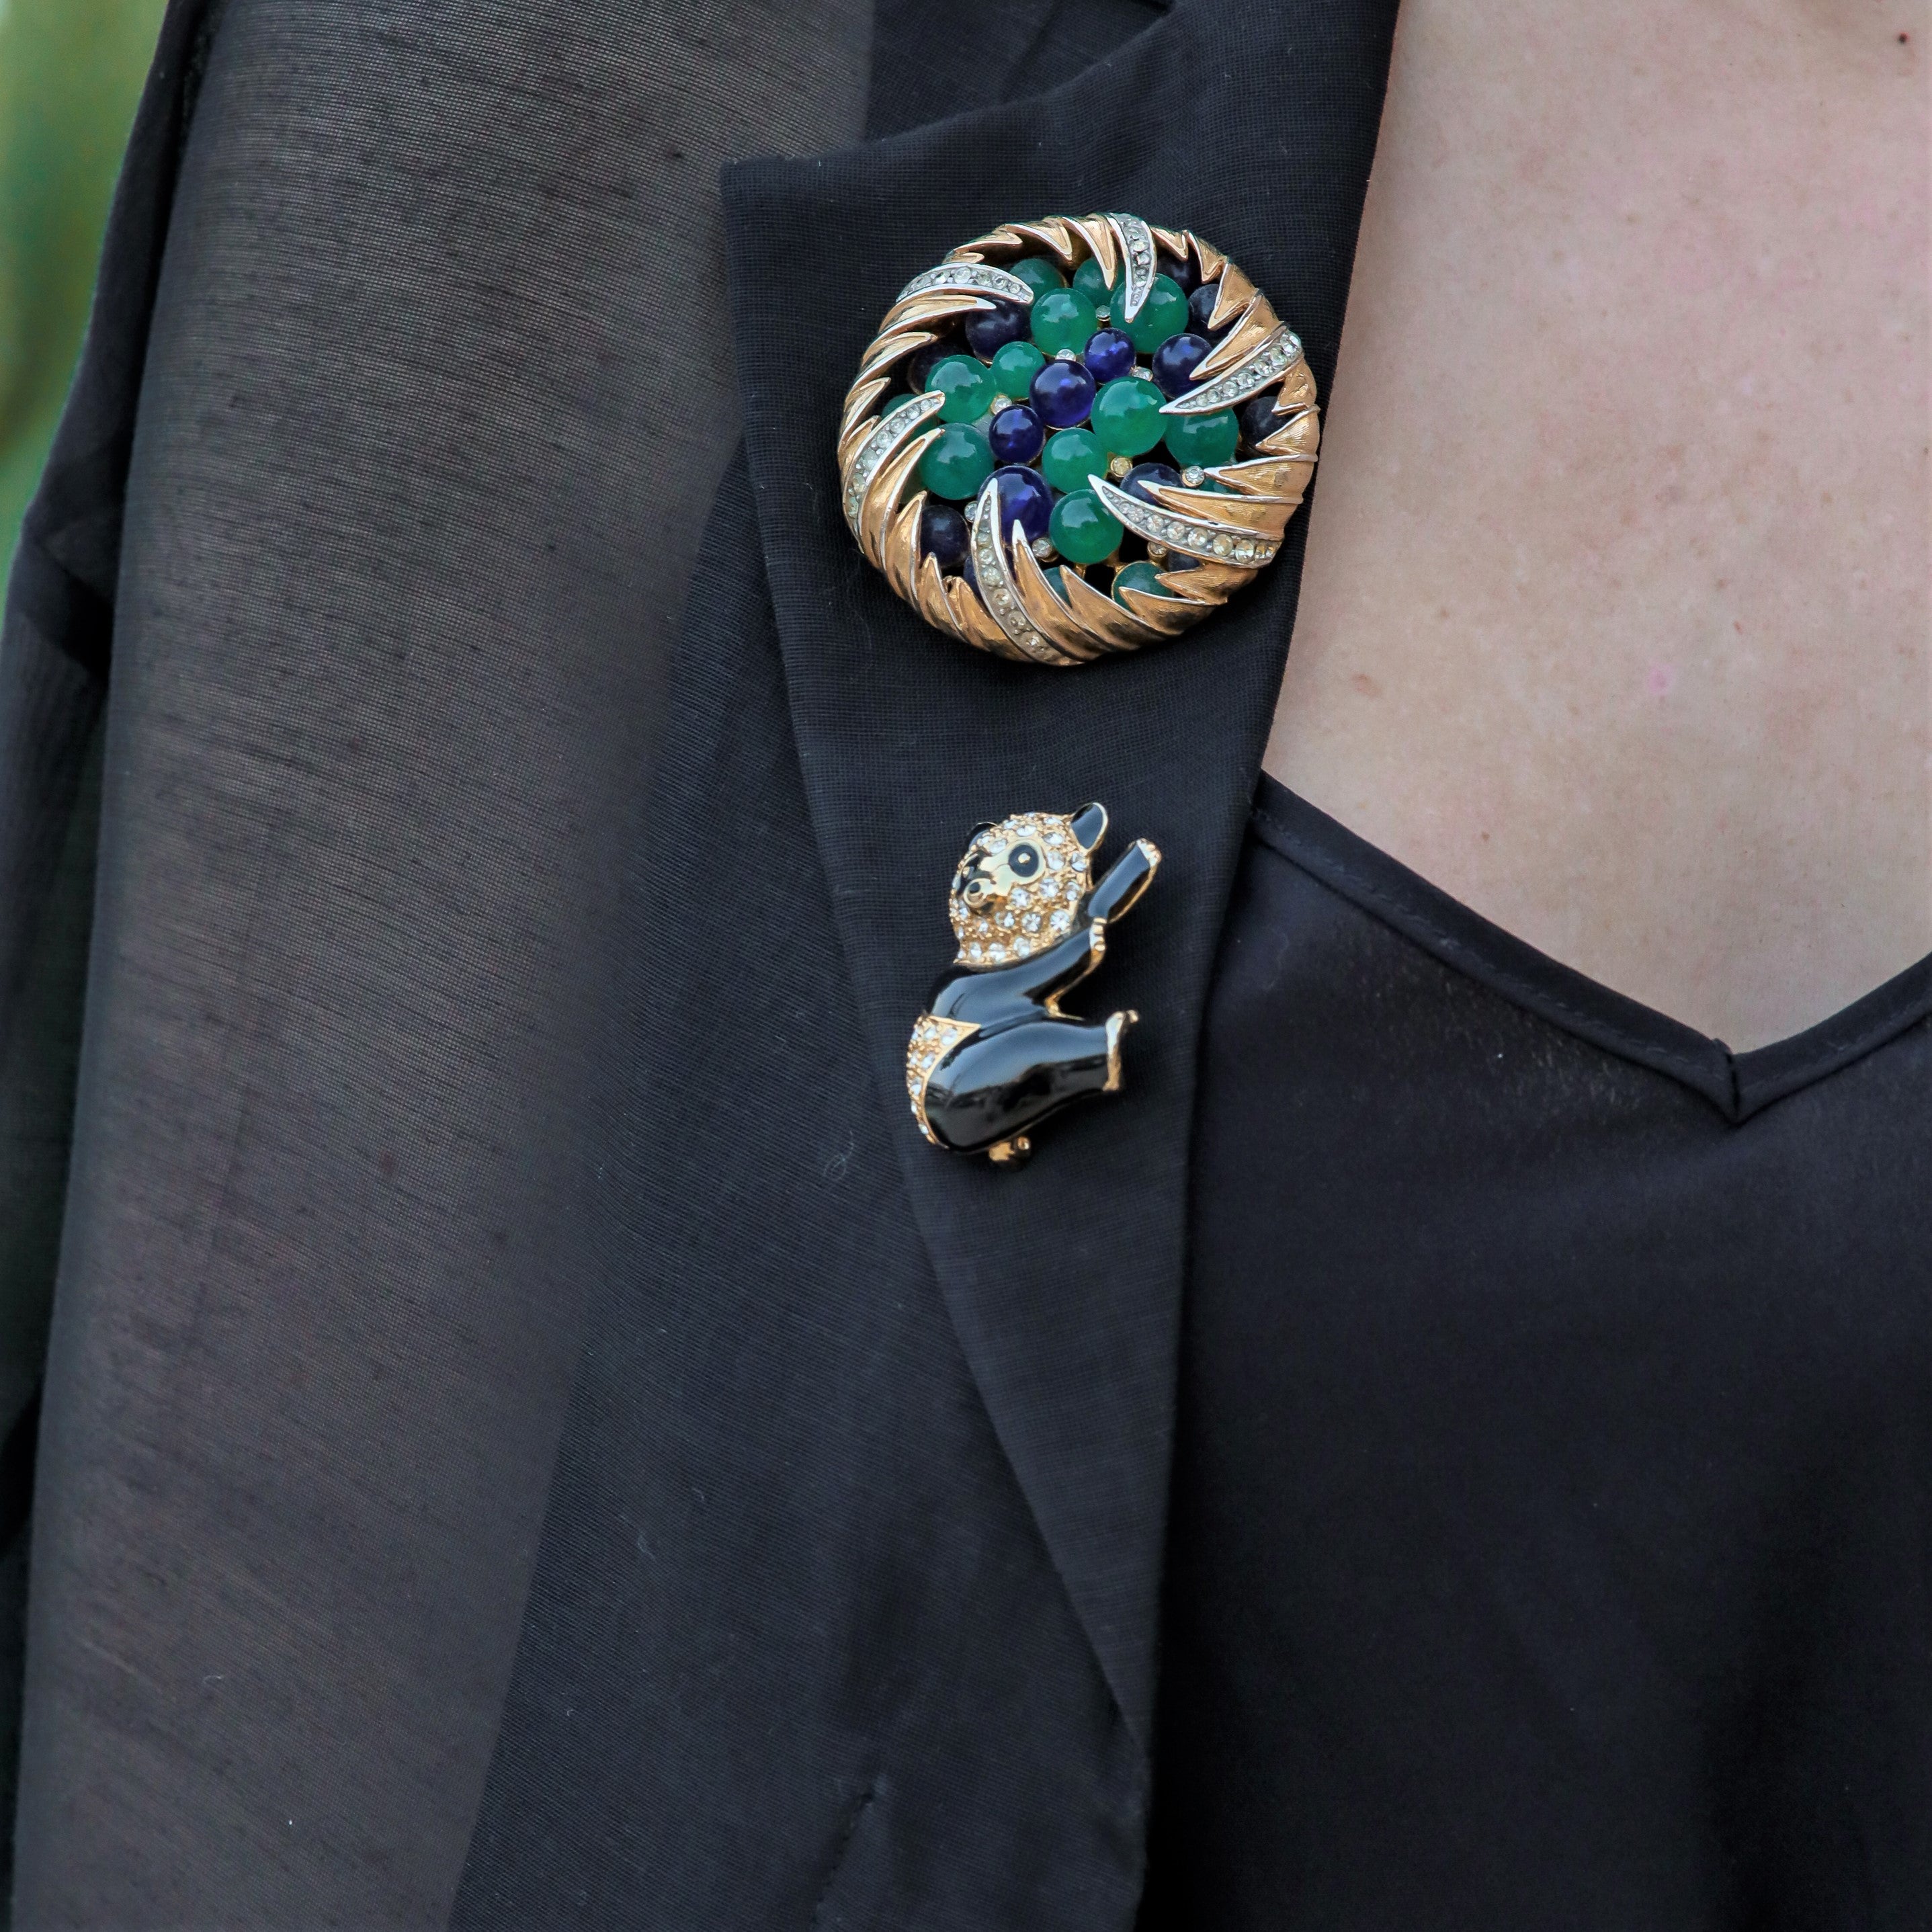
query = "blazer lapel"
xmin=722 ymin=0 xmax=1398 ymax=1751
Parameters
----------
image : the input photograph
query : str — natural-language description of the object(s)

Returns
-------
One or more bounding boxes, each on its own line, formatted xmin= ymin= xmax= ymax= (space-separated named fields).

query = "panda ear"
xmin=1069 ymin=802 xmax=1109 ymax=851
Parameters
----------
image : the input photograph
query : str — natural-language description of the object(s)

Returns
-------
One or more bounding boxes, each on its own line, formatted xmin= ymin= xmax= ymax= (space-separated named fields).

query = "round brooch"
xmin=838 ymin=213 xmax=1319 ymax=667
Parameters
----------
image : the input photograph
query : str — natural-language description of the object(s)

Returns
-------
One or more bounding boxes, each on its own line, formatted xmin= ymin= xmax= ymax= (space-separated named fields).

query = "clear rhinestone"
xmin=1050 ymin=910 xmax=1071 ymax=933
xmin=999 ymin=912 xmax=1014 ymax=929
xmin=1073 ymin=852 xmax=1089 ymax=871
xmin=1181 ymin=466 xmax=1204 ymax=487
xmin=968 ymin=943 xmax=983 ymax=960
xmin=1023 ymin=914 xmax=1041 ymax=933
xmin=1234 ymin=541 xmax=1255 ymax=561
xmin=989 ymin=945 xmax=1007 ymax=961
xmin=1012 ymin=887 xmax=1030 ymax=909
xmin=1213 ymin=535 xmax=1232 ymax=555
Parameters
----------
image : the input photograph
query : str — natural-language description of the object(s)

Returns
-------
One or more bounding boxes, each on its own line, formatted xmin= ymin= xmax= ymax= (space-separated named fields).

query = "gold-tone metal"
xmin=907 ymin=806 xmax=1163 ymax=1162
xmin=839 ymin=216 xmax=1318 ymax=665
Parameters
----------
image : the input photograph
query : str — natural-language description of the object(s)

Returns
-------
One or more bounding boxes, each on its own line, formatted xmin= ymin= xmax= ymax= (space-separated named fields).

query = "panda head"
xmin=948 ymin=804 xmax=1107 ymax=967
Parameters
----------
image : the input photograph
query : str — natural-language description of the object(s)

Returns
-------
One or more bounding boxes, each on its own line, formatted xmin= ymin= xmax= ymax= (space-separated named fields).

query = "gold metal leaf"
xmin=946 ymin=572 xmax=1027 ymax=659
xmin=1166 ymin=559 xmax=1258 ymax=599
xmin=838 ymin=392 xmax=889 ymax=467
xmin=1060 ymin=566 xmax=1152 ymax=653
xmin=857 ymin=328 xmax=938 ymax=384
xmin=1275 ymin=359 xmax=1318 ymax=414
xmin=1193 ymin=296 xmax=1282 ymax=384
xmin=883 ymin=495 xmax=925 ymax=602
xmin=1070 ymin=214 xmax=1119 ymax=290
xmin=1017 ymin=218 xmax=1082 ymax=265
xmin=1116 ymin=583 xmax=1205 ymax=637
xmin=879 ymin=290 xmax=1002 ymax=336
xmin=1007 ymin=532 xmax=1111 ymax=661
xmin=1205 ymin=260 xmax=1257 ymax=332
xmin=1153 ymin=564 xmax=1224 ymax=605
xmin=915 ymin=552 xmax=965 ymax=640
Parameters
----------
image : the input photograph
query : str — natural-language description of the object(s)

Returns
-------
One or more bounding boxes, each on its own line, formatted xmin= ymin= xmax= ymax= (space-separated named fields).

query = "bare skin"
xmin=1267 ymin=0 xmax=1931 ymax=1049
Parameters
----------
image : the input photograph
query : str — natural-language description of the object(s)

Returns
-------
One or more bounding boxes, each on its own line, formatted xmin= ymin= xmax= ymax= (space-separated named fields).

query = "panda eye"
xmin=1008 ymin=843 xmax=1041 ymax=878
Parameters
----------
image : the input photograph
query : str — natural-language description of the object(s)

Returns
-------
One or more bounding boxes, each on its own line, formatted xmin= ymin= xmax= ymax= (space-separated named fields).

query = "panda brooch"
xmin=906 ymin=804 xmax=1160 ymax=1166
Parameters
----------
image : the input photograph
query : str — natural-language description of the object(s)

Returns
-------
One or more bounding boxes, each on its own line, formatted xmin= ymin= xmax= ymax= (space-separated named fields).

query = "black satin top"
xmin=1144 ymin=776 xmax=1932 ymax=1929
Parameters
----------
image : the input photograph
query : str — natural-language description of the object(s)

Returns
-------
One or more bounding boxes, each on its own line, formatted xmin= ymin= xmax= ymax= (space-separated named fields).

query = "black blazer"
xmin=0 ymin=0 xmax=1397 ymax=1921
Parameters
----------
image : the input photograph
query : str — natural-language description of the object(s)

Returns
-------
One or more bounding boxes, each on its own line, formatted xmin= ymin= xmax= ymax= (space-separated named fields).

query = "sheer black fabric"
xmin=1 ymin=1 xmax=876 ymax=1922
xmin=1144 ymin=781 xmax=1932 ymax=1928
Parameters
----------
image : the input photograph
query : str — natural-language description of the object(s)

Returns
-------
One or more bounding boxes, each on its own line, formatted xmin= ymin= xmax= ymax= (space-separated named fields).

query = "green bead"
xmin=1044 ymin=565 xmax=1070 ymax=602
xmin=1031 ymin=288 xmax=1098 ymax=357
xmin=1091 ymin=376 xmax=1166 ymax=457
xmin=1040 ymin=427 xmax=1107 ymax=494
xmin=1111 ymin=560 xmax=1174 ymax=605
xmin=1110 ymin=272 xmax=1190 ymax=353
xmin=918 ymin=422 xmax=994 ymax=501
xmin=926 ymin=353 xmax=997 ymax=424
xmin=1009 ymin=256 xmax=1066 ymax=298
xmin=989 ymin=339 xmax=1046 ymax=397
xmin=1049 ymin=488 xmax=1123 ymax=566
xmin=1073 ymin=257 xmax=1112 ymax=312
xmin=1163 ymin=408 xmax=1240 ymax=470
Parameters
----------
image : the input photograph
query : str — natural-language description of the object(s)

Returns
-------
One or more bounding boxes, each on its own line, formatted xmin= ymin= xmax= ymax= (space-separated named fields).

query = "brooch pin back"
xmin=907 ymin=804 xmax=1160 ymax=1165
xmin=840 ymin=213 xmax=1318 ymax=665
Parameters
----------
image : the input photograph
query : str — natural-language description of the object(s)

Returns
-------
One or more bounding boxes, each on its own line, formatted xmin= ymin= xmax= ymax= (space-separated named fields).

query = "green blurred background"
xmin=1 ymin=0 xmax=167 ymax=599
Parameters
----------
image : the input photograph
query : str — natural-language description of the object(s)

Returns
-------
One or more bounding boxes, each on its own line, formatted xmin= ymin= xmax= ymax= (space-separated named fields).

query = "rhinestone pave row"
xmin=1091 ymin=476 xmax=1277 ymax=566
xmin=842 ymin=389 xmax=943 ymax=534
xmin=897 ymin=263 xmax=1036 ymax=306
xmin=1161 ymin=325 xmax=1306 ymax=416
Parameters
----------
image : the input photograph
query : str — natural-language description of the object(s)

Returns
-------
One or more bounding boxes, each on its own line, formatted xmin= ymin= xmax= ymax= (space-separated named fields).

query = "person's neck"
xmin=1267 ymin=0 xmax=1930 ymax=1050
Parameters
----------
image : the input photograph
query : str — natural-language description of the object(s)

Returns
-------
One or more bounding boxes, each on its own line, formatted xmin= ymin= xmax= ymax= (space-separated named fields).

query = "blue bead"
xmin=1082 ymin=328 xmax=1136 ymax=384
xmin=907 ymin=335 xmax=964 ymax=390
xmin=1030 ymin=357 xmax=1096 ymax=429
xmin=1187 ymin=282 xmax=1224 ymax=337
xmin=1123 ymin=461 xmax=1181 ymax=505
xmin=1159 ymin=250 xmax=1200 ymax=296
xmin=1239 ymin=392 xmax=1304 ymax=450
xmin=991 ymin=466 xmax=1054 ymax=547
xmin=1152 ymin=332 xmax=1212 ymax=398
xmin=921 ymin=499 xmax=970 ymax=572
xmin=964 ymin=300 xmax=1029 ymax=358
xmin=988 ymin=403 xmax=1046 ymax=466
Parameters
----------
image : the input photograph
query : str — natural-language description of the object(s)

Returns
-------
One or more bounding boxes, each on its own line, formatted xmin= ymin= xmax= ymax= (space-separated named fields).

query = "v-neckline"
xmin=1251 ymin=775 xmax=1932 ymax=1124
